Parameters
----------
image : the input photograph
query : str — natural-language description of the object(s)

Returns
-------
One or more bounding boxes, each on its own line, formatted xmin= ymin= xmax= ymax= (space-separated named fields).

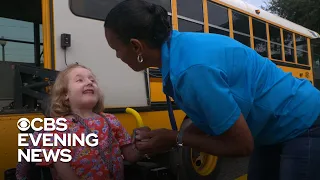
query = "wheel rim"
xmin=190 ymin=148 xmax=218 ymax=176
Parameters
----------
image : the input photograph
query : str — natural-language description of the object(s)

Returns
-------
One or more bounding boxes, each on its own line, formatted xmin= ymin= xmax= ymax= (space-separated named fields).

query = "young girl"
xmin=16 ymin=64 xmax=142 ymax=180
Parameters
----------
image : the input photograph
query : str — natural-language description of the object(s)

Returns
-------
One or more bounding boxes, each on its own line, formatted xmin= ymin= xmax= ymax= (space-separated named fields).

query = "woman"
xmin=104 ymin=0 xmax=320 ymax=179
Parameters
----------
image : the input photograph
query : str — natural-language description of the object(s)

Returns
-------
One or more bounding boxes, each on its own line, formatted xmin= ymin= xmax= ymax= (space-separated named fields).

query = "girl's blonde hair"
xmin=50 ymin=63 xmax=105 ymax=117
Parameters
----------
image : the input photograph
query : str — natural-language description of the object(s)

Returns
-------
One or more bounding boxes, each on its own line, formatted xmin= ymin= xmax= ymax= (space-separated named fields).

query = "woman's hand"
xmin=133 ymin=114 xmax=254 ymax=157
xmin=134 ymin=128 xmax=178 ymax=154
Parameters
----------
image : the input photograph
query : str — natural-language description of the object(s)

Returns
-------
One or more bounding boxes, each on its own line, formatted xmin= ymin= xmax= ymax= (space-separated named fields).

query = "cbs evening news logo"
xmin=17 ymin=118 xmax=98 ymax=163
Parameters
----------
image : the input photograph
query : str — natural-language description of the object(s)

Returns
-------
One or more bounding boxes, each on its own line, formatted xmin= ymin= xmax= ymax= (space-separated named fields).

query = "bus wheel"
xmin=176 ymin=118 xmax=221 ymax=180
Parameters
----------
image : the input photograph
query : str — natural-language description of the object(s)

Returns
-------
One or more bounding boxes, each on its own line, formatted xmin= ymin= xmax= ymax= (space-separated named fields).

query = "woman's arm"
xmin=175 ymin=65 xmax=254 ymax=156
xmin=162 ymin=114 xmax=253 ymax=157
xmin=136 ymin=65 xmax=254 ymax=157
xmin=176 ymin=65 xmax=254 ymax=156
xmin=136 ymin=115 xmax=253 ymax=157
xmin=121 ymin=143 xmax=143 ymax=162
xmin=176 ymin=117 xmax=253 ymax=156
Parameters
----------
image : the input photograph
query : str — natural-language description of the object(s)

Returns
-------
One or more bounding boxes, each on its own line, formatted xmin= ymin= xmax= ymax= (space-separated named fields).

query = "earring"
xmin=137 ymin=54 xmax=144 ymax=63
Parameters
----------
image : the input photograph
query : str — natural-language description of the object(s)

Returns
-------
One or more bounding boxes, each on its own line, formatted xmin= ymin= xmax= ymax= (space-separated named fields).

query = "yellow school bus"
xmin=0 ymin=0 xmax=319 ymax=180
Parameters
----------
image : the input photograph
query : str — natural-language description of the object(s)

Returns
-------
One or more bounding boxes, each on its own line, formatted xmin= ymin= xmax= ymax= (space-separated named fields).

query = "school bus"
xmin=0 ymin=0 xmax=319 ymax=180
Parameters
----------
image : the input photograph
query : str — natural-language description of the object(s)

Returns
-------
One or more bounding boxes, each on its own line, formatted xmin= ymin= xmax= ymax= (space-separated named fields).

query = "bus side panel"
xmin=278 ymin=66 xmax=313 ymax=82
xmin=52 ymin=0 xmax=149 ymax=108
xmin=0 ymin=113 xmax=44 ymax=180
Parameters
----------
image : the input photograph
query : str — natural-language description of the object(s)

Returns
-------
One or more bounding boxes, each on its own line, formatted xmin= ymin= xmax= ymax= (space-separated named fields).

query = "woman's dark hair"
xmin=104 ymin=0 xmax=172 ymax=48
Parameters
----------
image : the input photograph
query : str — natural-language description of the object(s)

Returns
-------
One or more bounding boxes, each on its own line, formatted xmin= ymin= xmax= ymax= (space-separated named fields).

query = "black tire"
xmin=174 ymin=118 xmax=222 ymax=180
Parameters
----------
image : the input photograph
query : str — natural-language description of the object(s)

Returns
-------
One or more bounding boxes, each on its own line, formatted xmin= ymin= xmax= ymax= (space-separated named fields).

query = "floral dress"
xmin=16 ymin=113 xmax=132 ymax=180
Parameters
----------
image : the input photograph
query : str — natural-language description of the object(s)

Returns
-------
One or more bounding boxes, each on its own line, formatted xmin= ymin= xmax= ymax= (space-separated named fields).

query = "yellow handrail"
xmin=125 ymin=108 xmax=144 ymax=127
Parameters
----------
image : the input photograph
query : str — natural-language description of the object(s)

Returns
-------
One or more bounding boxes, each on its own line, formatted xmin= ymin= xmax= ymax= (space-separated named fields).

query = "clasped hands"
xmin=131 ymin=126 xmax=178 ymax=156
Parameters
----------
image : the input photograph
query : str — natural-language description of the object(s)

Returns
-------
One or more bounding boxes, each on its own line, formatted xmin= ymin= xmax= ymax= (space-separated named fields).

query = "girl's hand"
xmin=132 ymin=126 xmax=151 ymax=143
xmin=121 ymin=126 xmax=152 ymax=163
xmin=135 ymin=128 xmax=178 ymax=154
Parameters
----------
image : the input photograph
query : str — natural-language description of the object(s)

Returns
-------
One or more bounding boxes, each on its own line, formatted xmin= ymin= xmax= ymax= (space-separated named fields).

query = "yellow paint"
xmin=51 ymin=0 xmax=56 ymax=69
xmin=266 ymin=23 xmax=271 ymax=59
xmin=307 ymin=38 xmax=313 ymax=66
xmin=271 ymin=58 xmax=309 ymax=67
xmin=307 ymin=38 xmax=314 ymax=84
xmin=41 ymin=0 xmax=53 ymax=69
xmin=202 ymin=0 xmax=209 ymax=33
xmin=228 ymin=8 xmax=234 ymax=38
xmin=191 ymin=150 xmax=218 ymax=176
xmin=171 ymin=0 xmax=178 ymax=30
xmin=280 ymin=28 xmax=285 ymax=61
xmin=236 ymin=174 xmax=248 ymax=180
xmin=249 ymin=16 xmax=254 ymax=49
xmin=278 ymin=65 xmax=313 ymax=82
xmin=0 ymin=113 xmax=44 ymax=178
xmin=150 ymin=78 xmax=168 ymax=102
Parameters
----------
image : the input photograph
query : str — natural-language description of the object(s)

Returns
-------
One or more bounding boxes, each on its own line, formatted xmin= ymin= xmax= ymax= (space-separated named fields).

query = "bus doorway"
xmin=0 ymin=0 xmax=53 ymax=177
xmin=0 ymin=0 xmax=51 ymax=112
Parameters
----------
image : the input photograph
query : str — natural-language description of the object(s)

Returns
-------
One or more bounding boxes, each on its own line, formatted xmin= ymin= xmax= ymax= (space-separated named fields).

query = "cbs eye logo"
xmin=17 ymin=118 xmax=31 ymax=131
xmin=16 ymin=117 xmax=68 ymax=132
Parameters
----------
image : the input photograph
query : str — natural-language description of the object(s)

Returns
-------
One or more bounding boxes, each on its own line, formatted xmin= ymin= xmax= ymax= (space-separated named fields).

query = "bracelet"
xmin=138 ymin=151 xmax=150 ymax=159
xmin=134 ymin=146 xmax=151 ymax=159
xmin=176 ymin=130 xmax=184 ymax=147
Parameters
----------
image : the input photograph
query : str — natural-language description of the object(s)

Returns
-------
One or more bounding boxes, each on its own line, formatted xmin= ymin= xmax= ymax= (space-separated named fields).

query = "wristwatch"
xmin=176 ymin=130 xmax=184 ymax=147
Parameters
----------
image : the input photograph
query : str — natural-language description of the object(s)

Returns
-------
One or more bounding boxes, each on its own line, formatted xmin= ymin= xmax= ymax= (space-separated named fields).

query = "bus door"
xmin=52 ymin=0 xmax=151 ymax=108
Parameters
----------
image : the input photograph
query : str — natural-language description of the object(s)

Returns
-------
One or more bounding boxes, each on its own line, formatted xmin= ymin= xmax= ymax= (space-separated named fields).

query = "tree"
xmin=262 ymin=0 xmax=320 ymax=33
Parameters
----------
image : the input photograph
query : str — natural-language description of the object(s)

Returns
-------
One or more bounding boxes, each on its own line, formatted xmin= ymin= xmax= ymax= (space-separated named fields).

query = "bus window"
xmin=252 ymin=18 xmax=268 ymax=57
xmin=207 ymin=1 xmax=229 ymax=37
xmin=283 ymin=30 xmax=295 ymax=63
xmin=311 ymin=39 xmax=320 ymax=89
xmin=296 ymin=34 xmax=309 ymax=65
xmin=70 ymin=0 xmax=172 ymax=21
xmin=269 ymin=25 xmax=283 ymax=60
xmin=232 ymin=11 xmax=250 ymax=47
xmin=0 ymin=17 xmax=43 ymax=110
xmin=0 ymin=18 xmax=38 ymax=64
xmin=177 ymin=0 xmax=203 ymax=22
xmin=178 ymin=18 xmax=204 ymax=32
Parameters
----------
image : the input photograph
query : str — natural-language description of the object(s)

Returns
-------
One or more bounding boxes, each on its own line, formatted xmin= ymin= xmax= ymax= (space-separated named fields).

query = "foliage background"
xmin=262 ymin=0 xmax=320 ymax=33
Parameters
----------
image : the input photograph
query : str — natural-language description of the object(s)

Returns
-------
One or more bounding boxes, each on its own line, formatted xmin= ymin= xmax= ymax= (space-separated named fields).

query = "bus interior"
xmin=0 ymin=0 xmax=47 ymax=113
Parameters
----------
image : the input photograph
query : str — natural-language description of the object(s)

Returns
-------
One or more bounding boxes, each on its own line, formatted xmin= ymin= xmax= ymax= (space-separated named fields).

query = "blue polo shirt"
xmin=160 ymin=30 xmax=320 ymax=146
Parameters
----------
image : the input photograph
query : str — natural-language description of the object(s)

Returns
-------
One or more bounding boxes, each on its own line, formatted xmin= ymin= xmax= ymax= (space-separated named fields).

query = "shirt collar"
xmin=159 ymin=30 xmax=179 ymax=86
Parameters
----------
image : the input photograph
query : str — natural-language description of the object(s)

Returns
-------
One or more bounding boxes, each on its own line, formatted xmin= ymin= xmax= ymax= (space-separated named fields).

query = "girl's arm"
xmin=33 ymin=130 xmax=80 ymax=180
xmin=53 ymin=161 xmax=80 ymax=180
xmin=104 ymin=113 xmax=143 ymax=162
